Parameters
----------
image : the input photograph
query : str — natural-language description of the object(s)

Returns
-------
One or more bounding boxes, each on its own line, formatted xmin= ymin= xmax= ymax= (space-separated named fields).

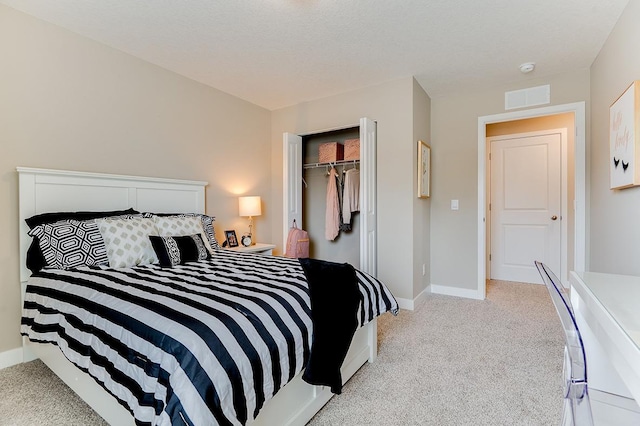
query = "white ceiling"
xmin=1 ymin=0 xmax=630 ymax=110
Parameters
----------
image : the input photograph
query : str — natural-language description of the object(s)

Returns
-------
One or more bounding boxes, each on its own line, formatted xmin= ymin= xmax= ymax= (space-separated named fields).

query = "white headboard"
xmin=17 ymin=167 xmax=208 ymax=283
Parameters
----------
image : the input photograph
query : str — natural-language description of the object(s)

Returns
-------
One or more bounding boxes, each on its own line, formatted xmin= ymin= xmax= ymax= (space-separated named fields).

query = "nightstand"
xmin=224 ymin=243 xmax=276 ymax=256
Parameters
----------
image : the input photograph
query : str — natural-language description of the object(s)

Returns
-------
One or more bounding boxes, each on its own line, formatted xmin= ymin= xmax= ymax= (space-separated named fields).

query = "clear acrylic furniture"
xmin=535 ymin=261 xmax=594 ymax=426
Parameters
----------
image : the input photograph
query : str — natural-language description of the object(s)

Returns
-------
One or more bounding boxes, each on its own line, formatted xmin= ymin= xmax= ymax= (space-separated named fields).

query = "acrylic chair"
xmin=535 ymin=261 xmax=594 ymax=426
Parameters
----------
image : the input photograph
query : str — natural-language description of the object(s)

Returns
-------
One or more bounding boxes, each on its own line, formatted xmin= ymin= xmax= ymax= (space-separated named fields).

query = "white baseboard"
xmin=430 ymin=284 xmax=484 ymax=300
xmin=395 ymin=287 xmax=429 ymax=311
xmin=0 ymin=347 xmax=23 ymax=370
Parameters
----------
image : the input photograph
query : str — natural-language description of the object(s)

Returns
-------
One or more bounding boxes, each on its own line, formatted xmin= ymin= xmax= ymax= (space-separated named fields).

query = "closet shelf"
xmin=303 ymin=159 xmax=360 ymax=169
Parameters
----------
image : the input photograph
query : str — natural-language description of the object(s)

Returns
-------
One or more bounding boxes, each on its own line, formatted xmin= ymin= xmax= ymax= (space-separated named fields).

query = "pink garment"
xmin=325 ymin=167 xmax=340 ymax=240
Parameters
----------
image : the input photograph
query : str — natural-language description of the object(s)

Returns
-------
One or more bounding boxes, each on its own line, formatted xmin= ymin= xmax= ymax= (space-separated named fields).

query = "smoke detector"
xmin=519 ymin=62 xmax=535 ymax=74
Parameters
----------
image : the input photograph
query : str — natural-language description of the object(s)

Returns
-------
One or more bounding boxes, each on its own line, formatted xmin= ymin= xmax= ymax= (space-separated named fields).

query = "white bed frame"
xmin=18 ymin=167 xmax=377 ymax=426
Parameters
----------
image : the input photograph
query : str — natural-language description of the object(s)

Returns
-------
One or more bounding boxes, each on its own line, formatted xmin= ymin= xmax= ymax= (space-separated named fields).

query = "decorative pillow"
xmin=152 ymin=214 xmax=220 ymax=252
xmin=149 ymin=234 xmax=211 ymax=268
xmin=199 ymin=214 xmax=221 ymax=250
xmin=97 ymin=217 xmax=158 ymax=268
xmin=27 ymin=220 xmax=109 ymax=269
xmin=25 ymin=208 xmax=139 ymax=273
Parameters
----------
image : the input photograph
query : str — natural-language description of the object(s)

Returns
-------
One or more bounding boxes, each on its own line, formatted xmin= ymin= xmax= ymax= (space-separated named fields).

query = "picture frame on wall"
xmin=418 ymin=140 xmax=431 ymax=198
xmin=610 ymin=80 xmax=640 ymax=189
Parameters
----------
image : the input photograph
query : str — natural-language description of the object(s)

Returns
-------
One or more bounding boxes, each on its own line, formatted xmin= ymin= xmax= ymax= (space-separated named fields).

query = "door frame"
xmin=477 ymin=102 xmax=586 ymax=298
xmin=487 ymin=128 xmax=568 ymax=284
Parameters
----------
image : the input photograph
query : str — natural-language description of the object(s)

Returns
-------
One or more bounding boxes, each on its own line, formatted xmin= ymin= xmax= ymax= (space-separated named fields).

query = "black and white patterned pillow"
xmin=96 ymin=217 xmax=159 ymax=268
xmin=152 ymin=213 xmax=220 ymax=251
xmin=27 ymin=220 xmax=109 ymax=269
xmin=149 ymin=234 xmax=211 ymax=268
xmin=199 ymin=214 xmax=221 ymax=250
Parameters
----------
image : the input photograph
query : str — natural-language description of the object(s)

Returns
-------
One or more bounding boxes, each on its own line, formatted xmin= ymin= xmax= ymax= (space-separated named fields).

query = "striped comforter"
xmin=21 ymin=250 xmax=398 ymax=426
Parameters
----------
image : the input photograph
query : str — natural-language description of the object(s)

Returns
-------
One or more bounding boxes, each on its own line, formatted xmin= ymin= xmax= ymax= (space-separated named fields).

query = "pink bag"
xmin=285 ymin=220 xmax=310 ymax=258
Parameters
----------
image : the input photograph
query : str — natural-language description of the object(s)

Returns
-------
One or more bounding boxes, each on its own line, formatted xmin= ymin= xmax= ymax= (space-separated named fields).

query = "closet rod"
xmin=303 ymin=159 xmax=359 ymax=169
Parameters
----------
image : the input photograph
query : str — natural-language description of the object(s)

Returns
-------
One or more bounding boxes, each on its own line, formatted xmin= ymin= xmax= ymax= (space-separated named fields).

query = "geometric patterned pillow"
xmin=96 ymin=217 xmax=159 ymax=268
xmin=27 ymin=220 xmax=109 ymax=269
xmin=153 ymin=214 xmax=219 ymax=252
xmin=149 ymin=234 xmax=210 ymax=268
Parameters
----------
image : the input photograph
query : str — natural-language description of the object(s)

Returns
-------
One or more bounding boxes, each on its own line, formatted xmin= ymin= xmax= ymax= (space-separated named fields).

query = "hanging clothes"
xmin=342 ymin=168 xmax=360 ymax=224
xmin=337 ymin=169 xmax=351 ymax=233
xmin=325 ymin=167 xmax=340 ymax=240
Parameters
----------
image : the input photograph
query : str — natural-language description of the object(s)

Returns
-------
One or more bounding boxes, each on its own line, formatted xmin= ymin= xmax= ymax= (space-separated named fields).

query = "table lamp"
xmin=238 ymin=196 xmax=261 ymax=246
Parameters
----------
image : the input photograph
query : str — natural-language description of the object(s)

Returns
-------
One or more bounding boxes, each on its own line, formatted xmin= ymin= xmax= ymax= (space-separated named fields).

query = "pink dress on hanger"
xmin=325 ymin=167 xmax=340 ymax=240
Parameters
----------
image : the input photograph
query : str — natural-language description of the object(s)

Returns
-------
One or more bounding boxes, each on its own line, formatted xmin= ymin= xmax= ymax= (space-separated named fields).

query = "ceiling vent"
xmin=504 ymin=84 xmax=550 ymax=110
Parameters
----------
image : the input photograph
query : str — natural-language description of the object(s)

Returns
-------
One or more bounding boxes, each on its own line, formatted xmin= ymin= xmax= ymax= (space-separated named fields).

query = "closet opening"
xmin=283 ymin=117 xmax=377 ymax=276
xmin=302 ymin=127 xmax=361 ymax=267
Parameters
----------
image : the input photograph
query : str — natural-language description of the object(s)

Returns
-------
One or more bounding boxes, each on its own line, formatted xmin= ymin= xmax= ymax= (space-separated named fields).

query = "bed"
xmin=17 ymin=167 xmax=397 ymax=426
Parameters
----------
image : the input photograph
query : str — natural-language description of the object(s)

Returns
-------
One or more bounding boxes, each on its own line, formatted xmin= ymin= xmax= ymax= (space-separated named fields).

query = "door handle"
xmin=551 ymin=215 xmax=558 ymax=221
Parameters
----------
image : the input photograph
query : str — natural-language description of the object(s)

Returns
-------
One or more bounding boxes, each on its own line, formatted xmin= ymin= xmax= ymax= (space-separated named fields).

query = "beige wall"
xmin=430 ymin=70 xmax=590 ymax=290
xmin=0 ymin=5 xmax=271 ymax=353
xmin=412 ymin=79 xmax=431 ymax=297
xmin=590 ymin=0 xmax=640 ymax=274
xmin=270 ymin=77 xmax=428 ymax=301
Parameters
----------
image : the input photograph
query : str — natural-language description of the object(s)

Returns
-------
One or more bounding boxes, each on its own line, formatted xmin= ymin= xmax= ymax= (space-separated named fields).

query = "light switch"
xmin=451 ymin=199 xmax=459 ymax=210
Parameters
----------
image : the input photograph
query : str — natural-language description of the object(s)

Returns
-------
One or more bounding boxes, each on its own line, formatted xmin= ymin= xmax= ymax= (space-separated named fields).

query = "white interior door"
xmin=283 ymin=119 xmax=377 ymax=275
xmin=490 ymin=132 xmax=561 ymax=283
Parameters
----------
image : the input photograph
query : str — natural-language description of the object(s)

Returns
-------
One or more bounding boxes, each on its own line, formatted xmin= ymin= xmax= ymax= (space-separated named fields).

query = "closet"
xmin=283 ymin=117 xmax=377 ymax=275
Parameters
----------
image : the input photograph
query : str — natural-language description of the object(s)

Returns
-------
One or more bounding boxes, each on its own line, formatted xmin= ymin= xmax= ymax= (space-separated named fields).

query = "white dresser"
xmin=570 ymin=271 xmax=640 ymax=424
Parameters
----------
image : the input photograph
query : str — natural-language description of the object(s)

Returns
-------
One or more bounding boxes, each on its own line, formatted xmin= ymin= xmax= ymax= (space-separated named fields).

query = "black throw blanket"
xmin=298 ymin=258 xmax=361 ymax=394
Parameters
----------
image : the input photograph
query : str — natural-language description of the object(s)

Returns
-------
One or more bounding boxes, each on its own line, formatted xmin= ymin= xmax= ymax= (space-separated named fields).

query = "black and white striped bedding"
xmin=21 ymin=250 xmax=398 ymax=426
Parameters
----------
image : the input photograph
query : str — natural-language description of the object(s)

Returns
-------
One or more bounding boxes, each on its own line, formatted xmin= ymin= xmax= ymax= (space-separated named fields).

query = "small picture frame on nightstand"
xmin=224 ymin=230 xmax=238 ymax=248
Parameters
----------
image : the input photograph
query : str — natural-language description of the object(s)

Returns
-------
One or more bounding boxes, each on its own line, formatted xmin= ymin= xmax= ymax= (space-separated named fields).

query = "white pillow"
xmin=153 ymin=215 xmax=214 ymax=253
xmin=97 ymin=217 xmax=158 ymax=268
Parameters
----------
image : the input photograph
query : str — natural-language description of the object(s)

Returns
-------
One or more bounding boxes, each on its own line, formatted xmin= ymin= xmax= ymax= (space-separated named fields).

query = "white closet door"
xmin=283 ymin=133 xmax=302 ymax=248
xmin=360 ymin=117 xmax=377 ymax=276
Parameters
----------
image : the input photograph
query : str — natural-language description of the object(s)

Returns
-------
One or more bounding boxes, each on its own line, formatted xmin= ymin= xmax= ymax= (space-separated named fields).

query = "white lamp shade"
xmin=239 ymin=196 xmax=262 ymax=217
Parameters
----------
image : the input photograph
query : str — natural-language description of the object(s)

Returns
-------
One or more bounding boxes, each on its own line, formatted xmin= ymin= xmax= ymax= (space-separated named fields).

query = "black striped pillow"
xmin=149 ymin=234 xmax=211 ymax=268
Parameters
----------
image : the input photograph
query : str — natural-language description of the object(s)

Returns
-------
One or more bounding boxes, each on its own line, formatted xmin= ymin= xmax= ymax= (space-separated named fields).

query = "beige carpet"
xmin=0 ymin=280 xmax=563 ymax=425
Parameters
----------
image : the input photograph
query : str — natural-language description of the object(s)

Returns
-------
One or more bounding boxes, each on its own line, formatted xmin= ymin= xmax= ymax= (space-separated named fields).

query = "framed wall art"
xmin=610 ymin=80 xmax=640 ymax=189
xmin=418 ymin=140 xmax=431 ymax=198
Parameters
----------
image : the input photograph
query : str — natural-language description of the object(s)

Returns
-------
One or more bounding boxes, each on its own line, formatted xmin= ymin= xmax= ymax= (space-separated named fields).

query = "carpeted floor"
xmin=0 ymin=280 xmax=563 ymax=425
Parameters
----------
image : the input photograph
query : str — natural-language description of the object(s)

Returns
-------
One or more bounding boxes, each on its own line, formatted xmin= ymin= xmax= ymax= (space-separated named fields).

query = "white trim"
xmin=0 ymin=347 xmax=24 ymax=370
xmin=395 ymin=297 xmax=414 ymax=310
xmin=477 ymin=102 xmax=586 ymax=299
xmin=430 ymin=284 xmax=484 ymax=300
xmin=395 ymin=287 xmax=430 ymax=311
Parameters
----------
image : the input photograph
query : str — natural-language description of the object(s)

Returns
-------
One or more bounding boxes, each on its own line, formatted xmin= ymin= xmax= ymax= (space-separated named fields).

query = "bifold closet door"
xmin=359 ymin=117 xmax=377 ymax=276
xmin=283 ymin=132 xmax=303 ymax=249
